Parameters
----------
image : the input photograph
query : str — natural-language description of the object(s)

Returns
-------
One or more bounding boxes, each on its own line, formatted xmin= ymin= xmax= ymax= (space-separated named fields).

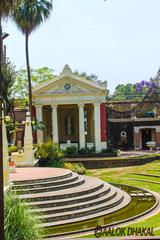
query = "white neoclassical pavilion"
xmin=33 ymin=65 xmax=108 ymax=152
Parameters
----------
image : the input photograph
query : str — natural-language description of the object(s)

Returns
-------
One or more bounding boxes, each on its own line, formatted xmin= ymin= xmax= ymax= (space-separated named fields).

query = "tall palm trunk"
xmin=0 ymin=16 xmax=4 ymax=240
xmin=25 ymin=32 xmax=32 ymax=115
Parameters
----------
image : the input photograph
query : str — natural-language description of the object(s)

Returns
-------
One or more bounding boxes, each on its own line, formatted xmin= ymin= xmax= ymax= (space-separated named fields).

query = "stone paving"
xmin=9 ymin=167 xmax=71 ymax=182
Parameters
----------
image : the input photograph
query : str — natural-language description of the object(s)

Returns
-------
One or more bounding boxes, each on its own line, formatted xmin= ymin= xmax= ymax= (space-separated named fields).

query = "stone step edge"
xmin=18 ymin=177 xmax=105 ymax=201
xmin=12 ymin=176 xmax=85 ymax=194
xmin=13 ymin=171 xmax=72 ymax=185
xmin=30 ymin=189 xmax=117 ymax=213
xmin=38 ymin=190 xmax=124 ymax=220
xmin=12 ymin=172 xmax=79 ymax=189
xmin=39 ymin=191 xmax=131 ymax=228
xmin=26 ymin=184 xmax=111 ymax=207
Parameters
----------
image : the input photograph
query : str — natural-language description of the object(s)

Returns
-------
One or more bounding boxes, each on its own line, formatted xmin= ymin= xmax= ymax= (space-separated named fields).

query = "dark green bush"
xmin=78 ymin=146 xmax=95 ymax=154
xmin=65 ymin=145 xmax=78 ymax=155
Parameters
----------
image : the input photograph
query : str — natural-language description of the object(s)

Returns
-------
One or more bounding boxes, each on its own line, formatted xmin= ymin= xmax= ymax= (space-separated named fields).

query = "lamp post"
xmin=0 ymin=32 xmax=9 ymax=240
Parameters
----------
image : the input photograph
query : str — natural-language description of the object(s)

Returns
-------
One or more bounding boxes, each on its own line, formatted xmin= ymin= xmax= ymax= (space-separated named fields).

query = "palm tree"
xmin=12 ymin=0 xmax=53 ymax=115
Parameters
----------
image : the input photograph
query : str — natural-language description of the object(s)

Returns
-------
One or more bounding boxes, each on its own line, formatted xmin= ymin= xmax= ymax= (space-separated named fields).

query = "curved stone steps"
xmin=26 ymin=184 xmax=111 ymax=208
xmin=30 ymin=188 xmax=117 ymax=214
xmin=38 ymin=190 xmax=131 ymax=228
xmin=12 ymin=169 xmax=72 ymax=185
xmin=11 ymin=168 xmax=131 ymax=232
xmin=12 ymin=172 xmax=79 ymax=190
xmin=19 ymin=176 xmax=105 ymax=201
xmin=38 ymin=194 xmax=124 ymax=222
xmin=13 ymin=175 xmax=85 ymax=194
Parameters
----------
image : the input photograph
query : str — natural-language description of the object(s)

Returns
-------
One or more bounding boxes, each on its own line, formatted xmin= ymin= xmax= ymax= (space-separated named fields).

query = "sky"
xmin=2 ymin=0 xmax=160 ymax=92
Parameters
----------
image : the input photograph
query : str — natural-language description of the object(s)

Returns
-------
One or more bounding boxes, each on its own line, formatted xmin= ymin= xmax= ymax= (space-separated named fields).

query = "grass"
xmin=4 ymin=191 xmax=42 ymax=240
xmin=78 ymin=159 xmax=160 ymax=238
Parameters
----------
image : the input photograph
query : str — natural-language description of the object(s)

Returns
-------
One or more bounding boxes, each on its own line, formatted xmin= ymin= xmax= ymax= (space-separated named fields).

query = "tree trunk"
xmin=25 ymin=33 xmax=32 ymax=116
xmin=0 ymin=16 xmax=4 ymax=240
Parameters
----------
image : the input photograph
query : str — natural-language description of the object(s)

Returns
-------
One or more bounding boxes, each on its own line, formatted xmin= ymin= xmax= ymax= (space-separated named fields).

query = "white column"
xmin=78 ymin=104 xmax=85 ymax=149
xmin=35 ymin=105 xmax=43 ymax=143
xmin=94 ymin=103 xmax=101 ymax=152
xmin=52 ymin=105 xmax=59 ymax=143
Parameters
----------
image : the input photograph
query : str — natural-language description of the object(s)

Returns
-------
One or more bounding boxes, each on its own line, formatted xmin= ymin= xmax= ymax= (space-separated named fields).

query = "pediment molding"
xmin=33 ymin=75 xmax=105 ymax=96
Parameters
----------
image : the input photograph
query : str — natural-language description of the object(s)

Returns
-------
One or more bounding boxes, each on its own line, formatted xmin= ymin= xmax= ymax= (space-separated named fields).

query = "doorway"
xmin=142 ymin=129 xmax=152 ymax=149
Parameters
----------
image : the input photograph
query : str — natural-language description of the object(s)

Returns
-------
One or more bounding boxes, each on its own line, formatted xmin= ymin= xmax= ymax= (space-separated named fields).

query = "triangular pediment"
xmin=33 ymin=74 xmax=106 ymax=96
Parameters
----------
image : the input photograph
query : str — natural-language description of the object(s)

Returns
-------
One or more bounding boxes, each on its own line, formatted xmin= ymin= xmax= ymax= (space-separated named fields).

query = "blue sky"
xmin=3 ymin=0 xmax=160 ymax=92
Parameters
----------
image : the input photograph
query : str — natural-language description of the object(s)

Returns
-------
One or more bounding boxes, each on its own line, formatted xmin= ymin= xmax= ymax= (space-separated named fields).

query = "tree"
xmin=12 ymin=0 xmax=53 ymax=115
xmin=11 ymin=67 xmax=55 ymax=99
xmin=110 ymin=83 xmax=148 ymax=101
xmin=73 ymin=70 xmax=98 ymax=81
xmin=2 ymin=45 xmax=17 ymax=99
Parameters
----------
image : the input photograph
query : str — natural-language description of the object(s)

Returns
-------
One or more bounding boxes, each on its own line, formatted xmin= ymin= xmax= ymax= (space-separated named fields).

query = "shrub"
xmin=78 ymin=146 xmax=95 ymax=154
xmin=4 ymin=191 xmax=42 ymax=240
xmin=65 ymin=146 xmax=78 ymax=155
xmin=64 ymin=162 xmax=86 ymax=175
xmin=35 ymin=140 xmax=65 ymax=167
xmin=8 ymin=145 xmax=18 ymax=155
xmin=78 ymin=147 xmax=88 ymax=154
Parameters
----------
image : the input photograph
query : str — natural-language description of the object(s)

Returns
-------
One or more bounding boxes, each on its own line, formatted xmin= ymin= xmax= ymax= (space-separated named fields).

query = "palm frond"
xmin=12 ymin=0 xmax=53 ymax=35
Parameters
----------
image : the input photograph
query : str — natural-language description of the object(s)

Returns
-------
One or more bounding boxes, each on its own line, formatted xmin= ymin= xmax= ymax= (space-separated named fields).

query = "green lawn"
xmin=78 ymin=159 xmax=160 ymax=238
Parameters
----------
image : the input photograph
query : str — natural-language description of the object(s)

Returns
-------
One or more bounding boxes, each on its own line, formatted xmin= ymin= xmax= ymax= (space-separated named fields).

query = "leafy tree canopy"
xmin=2 ymin=46 xmax=17 ymax=99
xmin=73 ymin=70 xmax=98 ymax=81
xmin=11 ymin=67 xmax=55 ymax=99
xmin=110 ymin=83 xmax=148 ymax=101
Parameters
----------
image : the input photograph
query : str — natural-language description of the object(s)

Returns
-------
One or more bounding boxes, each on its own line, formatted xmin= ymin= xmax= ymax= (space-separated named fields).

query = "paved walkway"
xmin=120 ymin=150 xmax=160 ymax=157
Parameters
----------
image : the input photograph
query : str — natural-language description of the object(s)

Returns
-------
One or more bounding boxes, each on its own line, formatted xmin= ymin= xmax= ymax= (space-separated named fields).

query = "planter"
xmin=9 ymin=161 xmax=16 ymax=173
xmin=146 ymin=141 xmax=156 ymax=151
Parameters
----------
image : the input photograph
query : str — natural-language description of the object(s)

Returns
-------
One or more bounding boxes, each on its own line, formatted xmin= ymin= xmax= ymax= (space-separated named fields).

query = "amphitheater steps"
xmin=39 ymin=190 xmax=130 ymax=228
xmin=11 ymin=168 xmax=131 ymax=235
xmin=12 ymin=172 xmax=79 ymax=189
xmin=26 ymin=185 xmax=111 ymax=208
xmin=18 ymin=176 xmax=105 ymax=201
xmin=29 ymin=189 xmax=117 ymax=214
xmin=12 ymin=175 xmax=85 ymax=194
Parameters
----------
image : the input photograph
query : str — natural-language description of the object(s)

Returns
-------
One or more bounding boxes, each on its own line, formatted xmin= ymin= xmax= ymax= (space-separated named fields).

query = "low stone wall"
xmin=66 ymin=156 xmax=159 ymax=169
xmin=66 ymin=152 xmax=117 ymax=158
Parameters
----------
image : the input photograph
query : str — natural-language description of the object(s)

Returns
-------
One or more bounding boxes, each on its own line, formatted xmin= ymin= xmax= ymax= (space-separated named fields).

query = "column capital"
xmin=51 ymin=104 xmax=58 ymax=108
xmin=93 ymin=102 xmax=101 ymax=107
xmin=78 ymin=103 xmax=84 ymax=108
xmin=35 ymin=104 xmax=43 ymax=109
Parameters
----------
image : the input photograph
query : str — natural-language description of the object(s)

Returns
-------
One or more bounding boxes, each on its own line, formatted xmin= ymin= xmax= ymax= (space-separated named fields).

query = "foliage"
xmin=35 ymin=140 xmax=65 ymax=167
xmin=12 ymin=0 xmax=53 ymax=113
xmin=8 ymin=145 xmax=18 ymax=155
xmin=64 ymin=162 xmax=86 ymax=175
xmin=1 ymin=49 xmax=17 ymax=98
xmin=64 ymin=146 xmax=78 ymax=155
xmin=110 ymin=83 xmax=148 ymax=101
xmin=11 ymin=67 xmax=55 ymax=99
xmin=4 ymin=191 xmax=42 ymax=240
xmin=0 ymin=0 xmax=15 ymax=18
xmin=73 ymin=70 xmax=98 ymax=81
xmin=32 ymin=120 xmax=45 ymax=131
xmin=78 ymin=147 xmax=95 ymax=154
